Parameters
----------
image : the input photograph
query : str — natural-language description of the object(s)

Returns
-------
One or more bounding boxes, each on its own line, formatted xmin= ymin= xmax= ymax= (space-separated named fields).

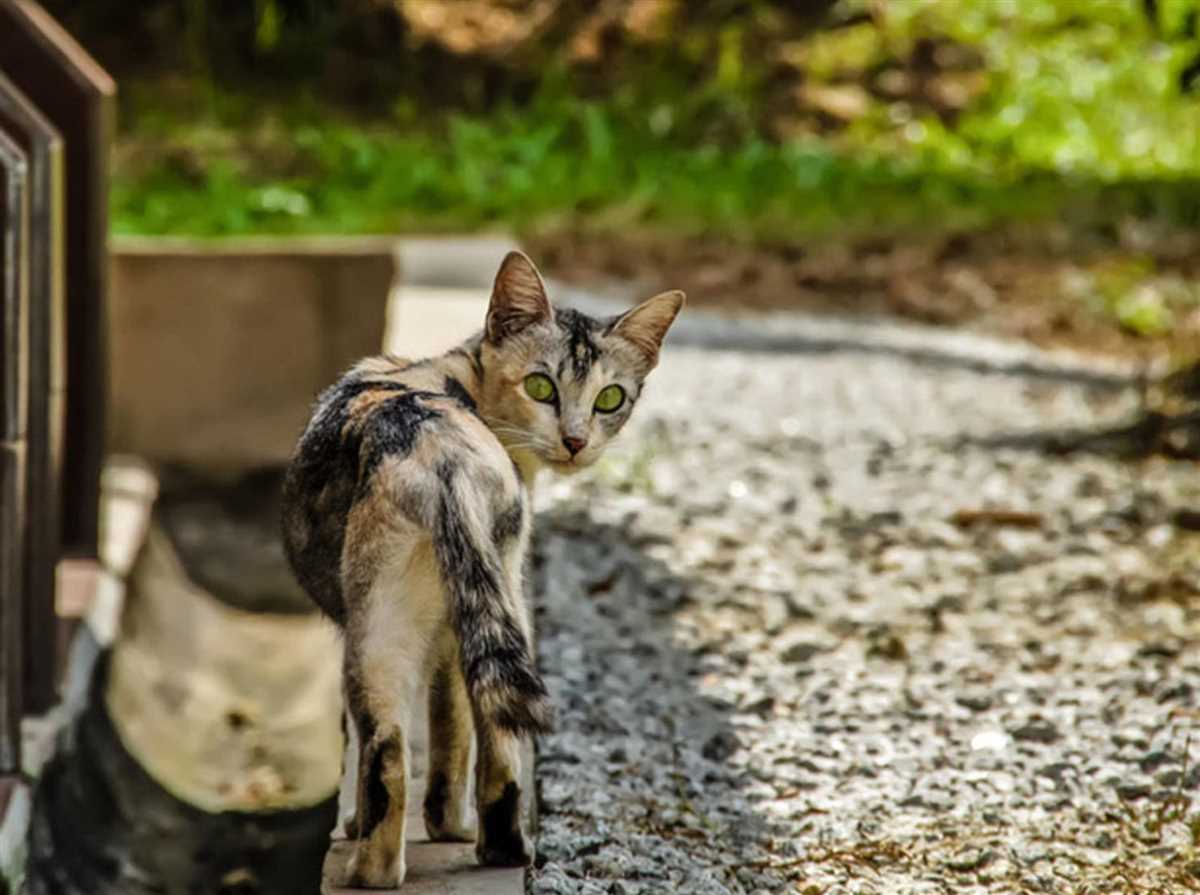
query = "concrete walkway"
xmin=322 ymin=752 xmax=535 ymax=895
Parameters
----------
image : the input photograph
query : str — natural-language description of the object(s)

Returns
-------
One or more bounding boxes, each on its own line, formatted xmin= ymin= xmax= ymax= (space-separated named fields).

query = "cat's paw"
xmin=475 ymin=781 xmax=532 ymax=866
xmin=424 ymin=814 xmax=475 ymax=843
xmin=343 ymin=846 xmax=405 ymax=889
xmin=423 ymin=774 xmax=475 ymax=842
xmin=475 ymin=833 xmax=532 ymax=868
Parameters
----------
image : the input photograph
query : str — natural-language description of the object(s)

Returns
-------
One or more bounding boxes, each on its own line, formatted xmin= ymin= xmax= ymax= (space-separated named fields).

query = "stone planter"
xmin=109 ymin=237 xmax=397 ymax=472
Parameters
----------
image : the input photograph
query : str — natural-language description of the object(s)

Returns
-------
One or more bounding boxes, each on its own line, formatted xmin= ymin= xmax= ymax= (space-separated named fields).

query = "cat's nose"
xmin=562 ymin=436 xmax=588 ymax=456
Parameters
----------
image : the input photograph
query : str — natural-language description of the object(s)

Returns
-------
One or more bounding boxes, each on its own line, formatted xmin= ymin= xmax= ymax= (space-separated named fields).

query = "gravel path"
xmin=528 ymin=314 xmax=1200 ymax=895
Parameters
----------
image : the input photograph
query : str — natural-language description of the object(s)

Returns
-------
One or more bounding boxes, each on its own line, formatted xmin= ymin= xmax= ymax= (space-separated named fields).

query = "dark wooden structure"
xmin=0 ymin=128 xmax=29 ymax=774
xmin=0 ymin=72 xmax=67 ymax=727
xmin=0 ymin=0 xmax=113 ymax=766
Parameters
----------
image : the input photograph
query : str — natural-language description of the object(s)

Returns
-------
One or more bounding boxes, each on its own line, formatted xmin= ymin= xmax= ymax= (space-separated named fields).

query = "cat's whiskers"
xmin=488 ymin=432 xmax=549 ymax=457
xmin=483 ymin=418 xmax=556 ymax=457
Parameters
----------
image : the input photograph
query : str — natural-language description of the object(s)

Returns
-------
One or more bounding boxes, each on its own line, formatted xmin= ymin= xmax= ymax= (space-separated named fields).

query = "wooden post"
xmin=0 ymin=0 xmax=114 ymax=711
xmin=0 ymin=75 xmax=66 ymax=726
xmin=0 ymin=128 xmax=28 ymax=773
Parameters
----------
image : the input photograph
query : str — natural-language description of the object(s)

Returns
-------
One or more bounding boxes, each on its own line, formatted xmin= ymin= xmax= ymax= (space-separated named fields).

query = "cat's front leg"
xmin=473 ymin=721 xmax=532 ymax=867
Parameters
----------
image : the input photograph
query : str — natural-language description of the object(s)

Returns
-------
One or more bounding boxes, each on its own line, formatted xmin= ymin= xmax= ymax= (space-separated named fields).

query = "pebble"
xmin=1010 ymin=719 xmax=1062 ymax=744
xmin=969 ymin=729 xmax=1008 ymax=748
xmin=780 ymin=642 xmax=823 ymax=664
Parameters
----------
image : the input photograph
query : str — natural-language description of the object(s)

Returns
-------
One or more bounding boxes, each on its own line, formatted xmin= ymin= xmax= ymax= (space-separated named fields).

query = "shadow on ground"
xmin=531 ymin=509 xmax=791 ymax=893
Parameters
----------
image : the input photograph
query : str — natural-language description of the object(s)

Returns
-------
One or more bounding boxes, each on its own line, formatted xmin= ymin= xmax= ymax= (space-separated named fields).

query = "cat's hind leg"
xmin=341 ymin=540 xmax=443 ymax=889
xmin=423 ymin=627 xmax=476 ymax=842
xmin=344 ymin=706 xmax=407 ymax=889
xmin=471 ymin=534 xmax=535 ymax=867
xmin=473 ymin=714 xmax=531 ymax=867
xmin=427 ymin=449 xmax=546 ymax=867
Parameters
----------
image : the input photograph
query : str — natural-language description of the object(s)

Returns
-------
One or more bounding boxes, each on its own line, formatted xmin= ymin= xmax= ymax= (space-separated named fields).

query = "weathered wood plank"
xmin=0 ymin=0 xmax=115 ymax=566
xmin=0 ymin=440 xmax=25 ymax=774
xmin=0 ymin=74 xmax=66 ymax=724
xmin=0 ymin=128 xmax=28 ymax=773
xmin=0 ymin=0 xmax=115 ymax=711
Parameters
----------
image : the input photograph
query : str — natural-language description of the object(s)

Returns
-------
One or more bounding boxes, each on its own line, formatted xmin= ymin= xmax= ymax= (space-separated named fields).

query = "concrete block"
xmin=109 ymin=238 xmax=397 ymax=471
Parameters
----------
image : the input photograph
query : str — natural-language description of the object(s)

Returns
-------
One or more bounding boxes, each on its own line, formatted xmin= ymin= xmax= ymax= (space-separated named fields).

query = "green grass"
xmin=110 ymin=96 xmax=1072 ymax=239
xmin=111 ymin=0 xmax=1200 ymax=240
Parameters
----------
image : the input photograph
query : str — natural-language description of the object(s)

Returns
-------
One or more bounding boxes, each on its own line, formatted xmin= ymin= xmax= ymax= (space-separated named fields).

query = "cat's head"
xmin=477 ymin=251 xmax=684 ymax=474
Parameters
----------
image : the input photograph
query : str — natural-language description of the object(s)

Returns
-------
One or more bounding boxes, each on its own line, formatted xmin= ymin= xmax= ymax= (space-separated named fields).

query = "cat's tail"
xmin=431 ymin=466 xmax=553 ymax=737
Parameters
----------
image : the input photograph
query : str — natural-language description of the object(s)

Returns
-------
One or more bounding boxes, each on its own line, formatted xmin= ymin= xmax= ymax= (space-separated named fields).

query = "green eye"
xmin=523 ymin=373 xmax=556 ymax=403
xmin=594 ymin=384 xmax=625 ymax=413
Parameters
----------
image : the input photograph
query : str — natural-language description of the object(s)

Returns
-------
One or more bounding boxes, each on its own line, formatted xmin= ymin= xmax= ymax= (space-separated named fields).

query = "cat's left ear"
xmin=608 ymin=290 xmax=685 ymax=369
xmin=486 ymin=251 xmax=554 ymax=343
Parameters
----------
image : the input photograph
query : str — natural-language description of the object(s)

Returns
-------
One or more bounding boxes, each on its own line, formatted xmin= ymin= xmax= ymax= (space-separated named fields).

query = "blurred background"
xmin=48 ymin=0 xmax=1200 ymax=357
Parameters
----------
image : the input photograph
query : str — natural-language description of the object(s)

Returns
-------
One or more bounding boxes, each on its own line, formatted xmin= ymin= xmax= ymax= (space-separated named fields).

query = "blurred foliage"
xmin=55 ymin=0 xmax=1200 ymax=255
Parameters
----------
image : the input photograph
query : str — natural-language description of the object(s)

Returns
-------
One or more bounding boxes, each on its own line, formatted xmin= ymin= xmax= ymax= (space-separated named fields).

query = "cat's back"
xmin=280 ymin=353 xmax=501 ymax=623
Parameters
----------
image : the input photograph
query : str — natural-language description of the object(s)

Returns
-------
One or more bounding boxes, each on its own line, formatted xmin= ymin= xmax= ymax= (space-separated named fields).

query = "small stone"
xmin=781 ymin=642 xmax=823 ymax=664
xmin=971 ymin=730 xmax=1010 ymax=752
xmin=1010 ymin=719 xmax=1061 ymax=744
xmin=1037 ymin=762 xmax=1074 ymax=783
xmin=1138 ymin=640 xmax=1182 ymax=660
xmin=988 ymin=553 xmax=1024 ymax=574
xmin=742 ymin=696 xmax=775 ymax=716
xmin=866 ymin=629 xmax=908 ymax=661
xmin=702 ymin=731 xmax=740 ymax=762
xmin=946 ymin=848 xmax=995 ymax=873
xmin=761 ymin=595 xmax=790 ymax=634
xmin=784 ymin=592 xmax=817 ymax=620
xmin=1140 ymin=750 xmax=1174 ymax=774
xmin=1115 ymin=781 xmax=1152 ymax=800
xmin=1156 ymin=769 xmax=1182 ymax=787
xmin=955 ymin=692 xmax=993 ymax=712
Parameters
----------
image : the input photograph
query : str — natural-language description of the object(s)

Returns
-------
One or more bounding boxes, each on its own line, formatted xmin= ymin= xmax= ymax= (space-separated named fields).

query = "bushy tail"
xmin=432 ymin=473 xmax=553 ymax=737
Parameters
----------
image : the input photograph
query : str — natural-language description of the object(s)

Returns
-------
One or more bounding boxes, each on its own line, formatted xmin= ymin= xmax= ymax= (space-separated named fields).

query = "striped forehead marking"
xmin=554 ymin=308 xmax=602 ymax=381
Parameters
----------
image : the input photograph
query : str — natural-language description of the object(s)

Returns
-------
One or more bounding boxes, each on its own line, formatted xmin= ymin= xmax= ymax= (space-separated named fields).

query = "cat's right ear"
xmin=485 ymin=251 xmax=554 ymax=343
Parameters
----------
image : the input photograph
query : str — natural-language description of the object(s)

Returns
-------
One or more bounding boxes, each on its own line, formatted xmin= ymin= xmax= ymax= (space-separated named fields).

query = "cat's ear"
xmin=486 ymin=251 xmax=554 ymax=342
xmin=608 ymin=290 xmax=685 ymax=369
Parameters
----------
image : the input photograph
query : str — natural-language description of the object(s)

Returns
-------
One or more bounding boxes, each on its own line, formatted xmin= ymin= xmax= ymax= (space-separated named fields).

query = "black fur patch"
xmin=281 ymin=378 xmax=407 ymax=623
xmin=282 ymin=376 xmax=448 ymax=622
xmin=443 ymin=376 xmax=478 ymax=413
xmin=479 ymin=782 xmax=527 ymax=866
xmin=449 ymin=341 xmax=486 ymax=381
xmin=423 ymin=770 xmax=448 ymax=831
xmin=491 ymin=498 xmax=524 ymax=546
xmin=358 ymin=737 xmax=400 ymax=840
xmin=554 ymin=308 xmax=601 ymax=382
xmin=357 ymin=389 xmax=443 ymax=487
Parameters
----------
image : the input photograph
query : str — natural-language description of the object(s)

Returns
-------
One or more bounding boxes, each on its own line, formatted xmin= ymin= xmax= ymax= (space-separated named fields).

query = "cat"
xmin=280 ymin=251 xmax=683 ymax=888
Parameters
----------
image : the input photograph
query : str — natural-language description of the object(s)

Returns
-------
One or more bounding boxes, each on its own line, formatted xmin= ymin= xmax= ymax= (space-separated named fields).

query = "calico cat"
xmin=281 ymin=251 xmax=683 ymax=888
